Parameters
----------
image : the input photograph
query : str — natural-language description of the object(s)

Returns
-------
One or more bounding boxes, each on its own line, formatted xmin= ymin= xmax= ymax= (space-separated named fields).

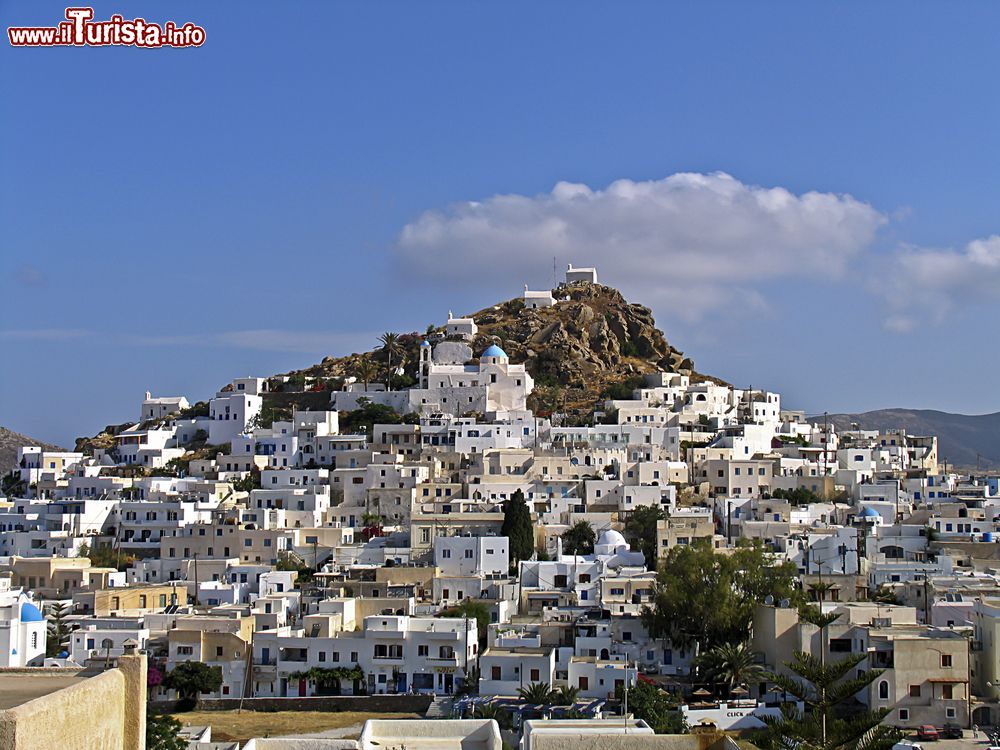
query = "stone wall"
xmin=153 ymin=693 xmax=433 ymax=714
xmin=0 ymin=654 xmax=146 ymax=750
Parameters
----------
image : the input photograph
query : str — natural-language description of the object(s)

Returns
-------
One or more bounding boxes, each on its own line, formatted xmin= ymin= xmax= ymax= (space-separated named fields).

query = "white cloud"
xmin=0 ymin=328 xmax=92 ymax=341
xmin=0 ymin=328 xmax=376 ymax=355
xmin=123 ymin=329 xmax=380 ymax=354
xmin=393 ymin=172 xmax=886 ymax=318
xmin=881 ymin=235 xmax=1000 ymax=330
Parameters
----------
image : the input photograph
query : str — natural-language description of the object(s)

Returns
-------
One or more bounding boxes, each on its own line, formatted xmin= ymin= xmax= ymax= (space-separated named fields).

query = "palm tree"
xmin=518 ymin=681 xmax=554 ymax=704
xmin=474 ymin=703 xmax=513 ymax=730
xmin=551 ymin=684 xmax=580 ymax=706
xmin=696 ymin=641 xmax=767 ymax=696
xmin=379 ymin=332 xmax=403 ymax=391
xmin=1 ymin=472 xmax=27 ymax=498
xmin=353 ymin=359 xmax=379 ymax=391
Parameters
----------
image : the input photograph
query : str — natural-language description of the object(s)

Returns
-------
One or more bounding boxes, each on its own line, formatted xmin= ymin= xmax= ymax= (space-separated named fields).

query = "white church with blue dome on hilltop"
xmin=332 ymin=317 xmax=534 ymax=418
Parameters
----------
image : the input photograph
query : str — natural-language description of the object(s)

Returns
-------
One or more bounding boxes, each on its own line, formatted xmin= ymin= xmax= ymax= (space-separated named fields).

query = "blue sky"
xmin=3 ymin=1 xmax=1000 ymax=447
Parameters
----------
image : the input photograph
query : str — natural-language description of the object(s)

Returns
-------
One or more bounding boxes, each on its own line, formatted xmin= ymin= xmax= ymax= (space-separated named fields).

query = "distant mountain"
xmin=814 ymin=409 xmax=1000 ymax=469
xmin=0 ymin=426 xmax=63 ymax=474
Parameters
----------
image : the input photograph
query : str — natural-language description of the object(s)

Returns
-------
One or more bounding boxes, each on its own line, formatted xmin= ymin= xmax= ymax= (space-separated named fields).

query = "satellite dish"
xmin=779 ymin=599 xmax=790 ymax=608
xmin=764 ymin=595 xmax=775 ymax=605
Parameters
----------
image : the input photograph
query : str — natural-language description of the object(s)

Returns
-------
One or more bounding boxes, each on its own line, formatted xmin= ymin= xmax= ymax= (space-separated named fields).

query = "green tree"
xmin=518 ymin=681 xmax=554 ymax=704
xmin=379 ymin=332 xmax=403 ymax=391
xmin=339 ymin=398 xmax=417 ymax=437
xmin=624 ymin=505 xmax=665 ymax=569
xmin=642 ymin=539 xmax=800 ymax=652
xmin=78 ymin=542 xmax=135 ymax=572
xmin=45 ymin=601 xmax=73 ymax=658
xmin=754 ymin=634 xmax=898 ymax=750
xmin=163 ymin=661 xmax=223 ymax=709
xmin=552 ymin=684 xmax=580 ymax=706
xmin=231 ymin=467 xmax=261 ymax=493
xmin=617 ymin=680 xmax=686 ymax=734
xmin=440 ymin=598 xmax=491 ymax=647
xmin=695 ymin=641 xmax=767 ymax=696
xmin=501 ymin=489 xmax=534 ymax=566
xmin=146 ymin=713 xmax=187 ymax=750
xmin=1 ymin=471 xmax=27 ymax=498
xmin=474 ymin=703 xmax=513 ymax=730
xmin=561 ymin=521 xmax=596 ymax=556
xmin=353 ymin=359 xmax=379 ymax=391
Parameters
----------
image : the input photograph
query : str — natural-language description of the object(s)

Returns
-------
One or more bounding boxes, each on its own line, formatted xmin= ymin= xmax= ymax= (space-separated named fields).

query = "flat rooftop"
xmin=0 ymin=671 xmax=90 ymax=710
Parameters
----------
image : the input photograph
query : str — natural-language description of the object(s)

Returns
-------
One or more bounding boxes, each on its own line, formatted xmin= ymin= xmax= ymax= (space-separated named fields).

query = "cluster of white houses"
xmin=5 ymin=265 xmax=1000 ymax=730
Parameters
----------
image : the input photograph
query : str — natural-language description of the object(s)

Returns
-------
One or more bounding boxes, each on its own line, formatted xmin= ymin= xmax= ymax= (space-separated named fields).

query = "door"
xmin=298 ymin=679 xmax=307 ymax=697
xmin=444 ymin=673 xmax=454 ymax=693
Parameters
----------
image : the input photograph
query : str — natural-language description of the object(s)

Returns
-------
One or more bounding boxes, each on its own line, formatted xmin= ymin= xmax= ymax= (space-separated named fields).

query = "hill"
xmin=816 ymin=409 xmax=1000 ymax=469
xmin=281 ymin=281 xmax=722 ymax=421
xmin=72 ymin=282 xmax=719 ymax=448
xmin=0 ymin=426 xmax=63 ymax=474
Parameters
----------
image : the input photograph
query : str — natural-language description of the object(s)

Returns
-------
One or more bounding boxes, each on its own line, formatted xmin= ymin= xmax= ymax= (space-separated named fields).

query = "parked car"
xmin=939 ymin=724 xmax=962 ymax=739
xmin=893 ymin=740 xmax=923 ymax=750
xmin=916 ymin=726 xmax=940 ymax=741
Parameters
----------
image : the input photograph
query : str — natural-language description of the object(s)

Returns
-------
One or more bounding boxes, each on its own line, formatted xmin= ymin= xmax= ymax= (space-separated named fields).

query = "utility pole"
xmin=822 ymin=411 xmax=828 ymax=481
xmin=192 ymin=552 xmax=200 ymax=606
xmin=623 ymin=659 xmax=629 ymax=733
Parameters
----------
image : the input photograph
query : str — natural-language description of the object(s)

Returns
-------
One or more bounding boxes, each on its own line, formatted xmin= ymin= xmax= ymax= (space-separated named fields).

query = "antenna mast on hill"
xmin=552 ymin=256 xmax=557 ymax=289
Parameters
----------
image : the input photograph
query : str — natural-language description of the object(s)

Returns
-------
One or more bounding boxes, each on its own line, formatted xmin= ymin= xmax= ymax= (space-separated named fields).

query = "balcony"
xmin=423 ymin=630 xmax=461 ymax=641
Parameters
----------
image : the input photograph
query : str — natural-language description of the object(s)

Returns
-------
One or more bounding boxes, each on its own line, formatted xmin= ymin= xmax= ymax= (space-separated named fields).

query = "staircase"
xmin=425 ymin=695 xmax=455 ymax=719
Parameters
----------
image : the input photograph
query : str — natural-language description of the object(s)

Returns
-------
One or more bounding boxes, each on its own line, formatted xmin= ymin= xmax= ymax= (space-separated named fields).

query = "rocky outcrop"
xmin=0 ymin=427 xmax=63 ymax=474
xmin=462 ymin=282 xmax=719 ymax=414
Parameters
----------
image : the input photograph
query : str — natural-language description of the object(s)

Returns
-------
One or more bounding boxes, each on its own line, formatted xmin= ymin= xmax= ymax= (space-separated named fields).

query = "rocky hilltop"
xmin=0 ymin=427 xmax=63 ymax=474
xmin=72 ymin=282 xmax=717 ymax=450
xmin=296 ymin=282 xmax=719 ymax=418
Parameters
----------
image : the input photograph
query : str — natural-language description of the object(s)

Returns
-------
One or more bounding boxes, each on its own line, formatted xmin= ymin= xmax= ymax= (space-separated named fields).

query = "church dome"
xmin=20 ymin=602 xmax=44 ymax=623
xmin=420 ymin=340 xmax=431 ymax=348
xmin=482 ymin=344 xmax=508 ymax=359
xmin=859 ymin=507 xmax=880 ymax=518
xmin=597 ymin=529 xmax=628 ymax=549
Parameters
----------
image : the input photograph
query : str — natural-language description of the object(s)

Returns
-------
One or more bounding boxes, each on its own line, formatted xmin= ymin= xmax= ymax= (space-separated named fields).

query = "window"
xmin=418 ymin=645 xmax=428 ymax=656
xmin=909 ymin=685 xmax=921 ymax=698
xmin=878 ymin=680 xmax=889 ymax=700
xmin=492 ymin=666 xmax=501 ymax=680
xmin=530 ymin=669 xmax=540 ymax=681
xmin=898 ymin=709 xmax=909 ymax=721
xmin=941 ymin=654 xmax=952 ymax=668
